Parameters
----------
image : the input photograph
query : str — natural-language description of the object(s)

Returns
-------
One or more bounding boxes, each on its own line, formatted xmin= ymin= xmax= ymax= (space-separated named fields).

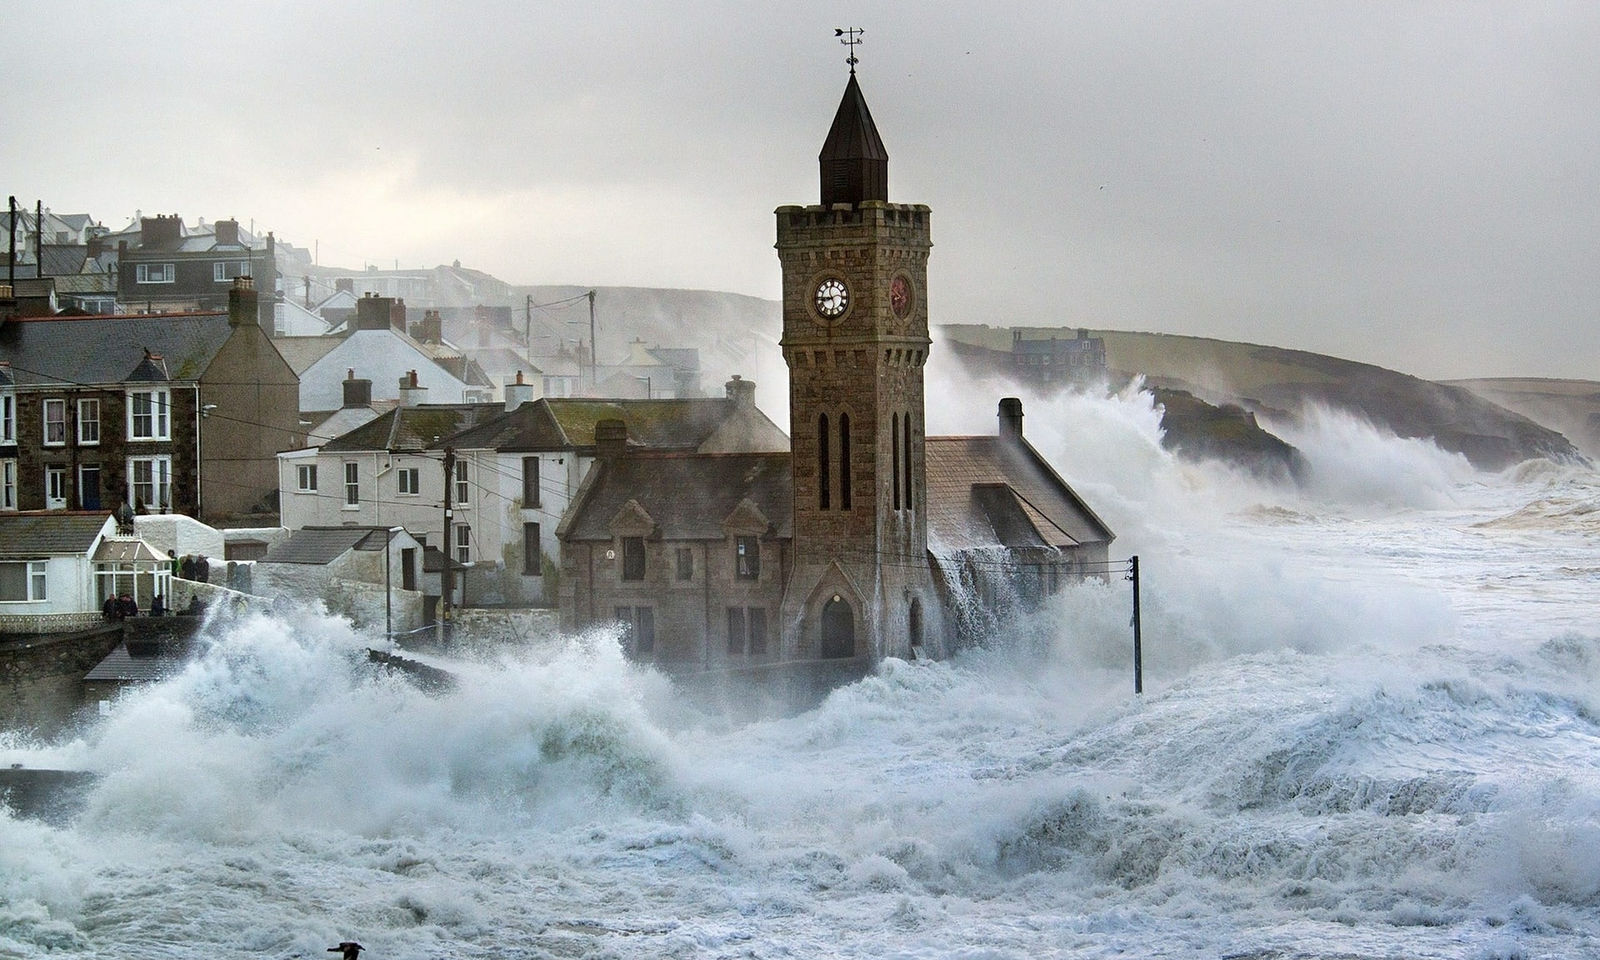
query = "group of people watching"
xmin=102 ymin=593 xmax=164 ymax=620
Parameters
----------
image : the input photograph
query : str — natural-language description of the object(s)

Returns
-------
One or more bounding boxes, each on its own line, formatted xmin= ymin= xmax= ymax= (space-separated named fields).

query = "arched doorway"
xmin=908 ymin=597 xmax=924 ymax=654
xmin=821 ymin=595 xmax=854 ymax=659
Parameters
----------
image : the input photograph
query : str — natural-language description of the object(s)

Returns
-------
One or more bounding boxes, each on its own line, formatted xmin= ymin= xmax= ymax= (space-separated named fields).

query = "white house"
xmin=0 ymin=513 xmax=172 ymax=634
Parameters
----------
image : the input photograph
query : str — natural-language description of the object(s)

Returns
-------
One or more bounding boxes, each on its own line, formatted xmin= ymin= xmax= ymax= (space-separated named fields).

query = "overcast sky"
xmin=8 ymin=1 xmax=1597 ymax=379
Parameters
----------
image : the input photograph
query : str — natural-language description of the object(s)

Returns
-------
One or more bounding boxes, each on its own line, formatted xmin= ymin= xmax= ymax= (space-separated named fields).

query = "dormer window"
xmin=621 ymin=536 xmax=645 ymax=581
xmin=127 ymin=389 xmax=170 ymax=440
xmin=213 ymin=261 xmax=250 ymax=282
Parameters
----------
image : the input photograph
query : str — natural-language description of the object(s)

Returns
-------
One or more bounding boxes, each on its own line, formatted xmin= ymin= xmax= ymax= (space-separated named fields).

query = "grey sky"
xmin=7 ymin=1 xmax=1597 ymax=379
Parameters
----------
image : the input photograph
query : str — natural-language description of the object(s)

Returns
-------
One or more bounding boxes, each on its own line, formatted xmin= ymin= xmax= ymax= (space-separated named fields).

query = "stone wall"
xmin=0 ymin=625 xmax=124 ymax=735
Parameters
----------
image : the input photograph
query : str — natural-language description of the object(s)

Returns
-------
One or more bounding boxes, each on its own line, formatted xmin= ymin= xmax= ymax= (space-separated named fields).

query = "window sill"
xmin=340 ymin=504 xmax=362 ymax=511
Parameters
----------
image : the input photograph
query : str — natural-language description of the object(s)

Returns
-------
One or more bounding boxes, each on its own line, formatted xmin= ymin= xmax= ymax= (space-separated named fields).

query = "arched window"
xmin=891 ymin=413 xmax=901 ymax=511
xmin=818 ymin=413 xmax=830 ymax=510
xmin=902 ymin=412 xmax=913 ymax=510
xmin=839 ymin=413 xmax=852 ymax=510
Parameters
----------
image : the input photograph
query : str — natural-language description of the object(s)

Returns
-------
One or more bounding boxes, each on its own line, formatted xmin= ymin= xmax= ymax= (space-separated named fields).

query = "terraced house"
xmin=0 ymin=278 xmax=299 ymax=521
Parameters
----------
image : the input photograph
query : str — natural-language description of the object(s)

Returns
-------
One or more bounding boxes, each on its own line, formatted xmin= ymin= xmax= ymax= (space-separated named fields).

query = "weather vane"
xmin=834 ymin=27 xmax=863 ymax=74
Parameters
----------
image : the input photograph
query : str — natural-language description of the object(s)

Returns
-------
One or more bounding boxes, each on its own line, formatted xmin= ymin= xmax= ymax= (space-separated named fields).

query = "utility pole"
xmin=439 ymin=447 xmax=455 ymax=645
xmin=34 ymin=200 xmax=43 ymax=270
xmin=7 ymin=196 xmax=15 ymax=287
xmin=1128 ymin=555 xmax=1143 ymax=695
xmin=525 ymin=294 xmax=534 ymax=366
xmin=586 ymin=289 xmax=597 ymax=392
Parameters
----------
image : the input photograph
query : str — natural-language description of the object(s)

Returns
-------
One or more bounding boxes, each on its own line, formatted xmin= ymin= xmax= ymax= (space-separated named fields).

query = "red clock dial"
xmin=890 ymin=275 xmax=913 ymax=319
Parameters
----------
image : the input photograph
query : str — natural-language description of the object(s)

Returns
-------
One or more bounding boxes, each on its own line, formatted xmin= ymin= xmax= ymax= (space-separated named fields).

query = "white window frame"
xmin=296 ymin=464 xmax=317 ymax=492
xmin=343 ymin=462 xmax=360 ymax=508
xmin=1 ymin=392 xmax=14 ymax=444
xmin=455 ymin=524 xmax=471 ymax=564
xmin=43 ymin=398 xmax=66 ymax=446
xmin=213 ymin=261 xmax=250 ymax=282
xmin=1 ymin=460 xmax=15 ymax=510
xmin=398 ymin=467 xmax=420 ymax=496
xmin=127 ymin=389 xmax=170 ymax=441
xmin=44 ymin=465 xmax=68 ymax=509
xmin=127 ymin=455 xmax=172 ymax=511
xmin=77 ymin=398 xmax=100 ymax=445
xmin=135 ymin=263 xmax=174 ymax=284
xmin=454 ymin=460 xmax=469 ymax=505
xmin=0 ymin=560 xmax=48 ymax=602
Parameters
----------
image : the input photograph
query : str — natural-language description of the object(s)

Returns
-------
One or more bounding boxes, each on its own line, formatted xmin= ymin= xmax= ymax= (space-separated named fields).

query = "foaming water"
xmin=4 ymin=387 xmax=1600 ymax=958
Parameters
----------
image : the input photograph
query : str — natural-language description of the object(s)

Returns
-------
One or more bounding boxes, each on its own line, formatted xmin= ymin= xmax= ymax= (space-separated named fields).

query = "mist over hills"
xmin=552 ymin=285 xmax=1587 ymax=471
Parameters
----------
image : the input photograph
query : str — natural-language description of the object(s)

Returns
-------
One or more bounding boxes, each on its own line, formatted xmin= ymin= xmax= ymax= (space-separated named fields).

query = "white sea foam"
xmin=3 ymin=386 xmax=1598 ymax=958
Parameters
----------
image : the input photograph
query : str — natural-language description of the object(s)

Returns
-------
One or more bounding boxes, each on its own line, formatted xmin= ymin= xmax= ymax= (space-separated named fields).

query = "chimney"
xmin=139 ymin=214 xmax=183 ymax=249
xmin=335 ymin=277 xmax=354 ymax=294
xmin=87 ymin=236 xmax=106 ymax=259
xmin=342 ymin=369 xmax=372 ymax=409
xmin=355 ymin=293 xmax=396 ymax=330
xmin=725 ymin=374 xmax=757 ymax=407
xmin=594 ymin=419 xmax=628 ymax=459
xmin=998 ymin=397 xmax=1024 ymax=443
xmin=227 ymin=276 xmax=258 ymax=327
xmin=505 ymin=370 xmax=535 ymax=411
xmin=214 ymin=219 xmax=240 ymax=246
xmin=391 ymin=297 xmax=407 ymax=332
xmin=416 ymin=309 xmax=442 ymax=344
xmin=398 ymin=370 xmax=427 ymax=407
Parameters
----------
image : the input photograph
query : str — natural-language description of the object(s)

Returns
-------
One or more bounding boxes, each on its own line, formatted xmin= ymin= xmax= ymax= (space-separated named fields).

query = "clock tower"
xmin=776 ymin=69 xmax=936 ymax=662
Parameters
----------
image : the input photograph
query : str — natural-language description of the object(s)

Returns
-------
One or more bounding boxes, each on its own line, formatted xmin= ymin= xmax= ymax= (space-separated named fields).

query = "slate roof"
xmin=39 ymin=244 xmax=89 ymax=276
xmin=260 ymin=526 xmax=394 ymax=565
xmin=84 ymin=643 xmax=187 ymax=683
xmin=320 ymin=403 xmax=505 ymax=452
xmin=0 ymin=313 xmax=234 ymax=385
xmin=0 ymin=513 xmax=111 ymax=557
xmin=560 ymin=451 xmax=793 ymax=541
xmin=273 ymin=335 xmax=344 ymax=375
xmin=433 ymin=397 xmax=767 ymax=454
xmin=924 ymin=436 xmax=1114 ymax=554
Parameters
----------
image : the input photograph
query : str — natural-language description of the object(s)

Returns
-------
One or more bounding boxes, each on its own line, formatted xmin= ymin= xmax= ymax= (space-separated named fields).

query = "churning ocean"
xmin=3 ymin=382 xmax=1598 ymax=959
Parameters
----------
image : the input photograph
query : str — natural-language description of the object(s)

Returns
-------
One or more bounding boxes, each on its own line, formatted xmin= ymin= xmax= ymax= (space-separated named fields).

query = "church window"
xmin=726 ymin=606 xmax=745 ymax=654
xmin=748 ymin=607 xmax=768 ymax=654
xmin=726 ymin=606 xmax=768 ymax=656
xmin=903 ymin=412 xmax=913 ymax=509
xmin=818 ymin=413 xmax=830 ymax=509
xmin=675 ymin=547 xmax=693 ymax=581
xmin=892 ymin=414 xmax=901 ymax=511
xmin=735 ymin=537 xmax=760 ymax=580
xmin=621 ymin=536 xmax=645 ymax=581
xmin=839 ymin=413 xmax=851 ymax=509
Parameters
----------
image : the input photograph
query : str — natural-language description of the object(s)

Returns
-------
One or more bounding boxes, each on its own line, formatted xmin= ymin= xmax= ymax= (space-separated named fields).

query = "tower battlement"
xmin=775 ymin=202 xmax=930 ymax=241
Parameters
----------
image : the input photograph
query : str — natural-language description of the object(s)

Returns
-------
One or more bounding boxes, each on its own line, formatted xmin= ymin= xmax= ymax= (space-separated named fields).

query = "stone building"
xmin=0 ymin=278 xmax=300 ymax=521
xmin=557 ymin=70 xmax=1114 ymax=671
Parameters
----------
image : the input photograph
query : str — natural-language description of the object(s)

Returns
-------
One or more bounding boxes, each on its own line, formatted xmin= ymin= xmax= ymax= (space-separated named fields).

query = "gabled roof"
xmin=273 ymin=336 xmax=344 ymax=375
xmin=0 ymin=513 xmax=112 ymax=557
xmin=39 ymin=244 xmax=89 ymax=276
xmin=0 ymin=313 xmax=235 ymax=385
xmin=260 ymin=526 xmax=394 ymax=565
xmin=320 ymin=403 xmax=505 ymax=452
xmin=924 ymin=436 xmax=1114 ymax=554
xmin=560 ymin=451 xmax=793 ymax=541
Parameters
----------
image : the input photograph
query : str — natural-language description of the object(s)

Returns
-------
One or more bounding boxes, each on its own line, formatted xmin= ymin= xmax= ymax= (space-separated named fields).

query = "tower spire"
xmin=818 ymin=60 xmax=888 ymax=207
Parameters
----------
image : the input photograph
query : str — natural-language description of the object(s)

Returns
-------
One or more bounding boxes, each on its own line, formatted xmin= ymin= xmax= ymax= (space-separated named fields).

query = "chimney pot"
xmin=725 ymin=374 xmax=757 ymax=407
xmin=998 ymin=397 xmax=1024 ymax=442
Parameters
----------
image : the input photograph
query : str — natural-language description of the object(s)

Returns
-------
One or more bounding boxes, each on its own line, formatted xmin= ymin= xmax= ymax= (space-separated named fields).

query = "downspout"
xmin=702 ymin=541 xmax=711 ymax=669
xmin=194 ymin=384 xmax=202 ymax=514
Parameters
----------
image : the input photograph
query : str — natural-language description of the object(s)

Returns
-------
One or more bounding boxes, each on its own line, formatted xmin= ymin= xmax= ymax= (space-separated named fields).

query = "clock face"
xmin=890 ymin=274 xmax=913 ymax=319
xmin=814 ymin=277 xmax=849 ymax=320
